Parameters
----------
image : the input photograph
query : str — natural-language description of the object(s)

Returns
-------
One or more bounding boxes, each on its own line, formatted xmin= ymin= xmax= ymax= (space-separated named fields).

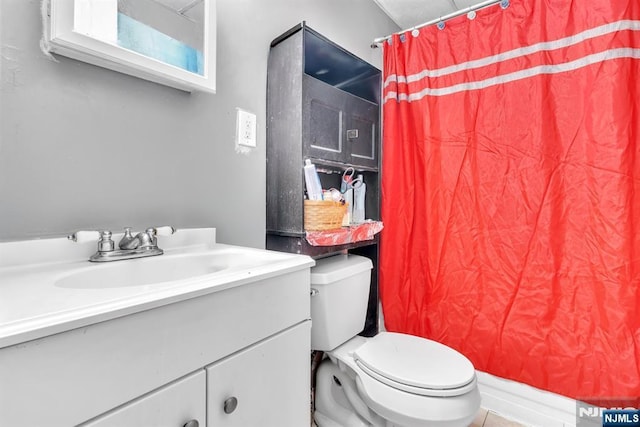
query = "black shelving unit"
xmin=266 ymin=22 xmax=382 ymax=336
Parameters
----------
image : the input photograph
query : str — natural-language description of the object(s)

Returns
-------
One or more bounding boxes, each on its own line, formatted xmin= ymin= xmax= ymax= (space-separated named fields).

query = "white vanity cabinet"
xmin=82 ymin=322 xmax=311 ymax=427
xmin=0 ymin=267 xmax=311 ymax=427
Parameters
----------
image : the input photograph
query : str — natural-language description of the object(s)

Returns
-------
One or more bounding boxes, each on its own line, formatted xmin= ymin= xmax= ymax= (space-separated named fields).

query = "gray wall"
xmin=0 ymin=0 xmax=398 ymax=247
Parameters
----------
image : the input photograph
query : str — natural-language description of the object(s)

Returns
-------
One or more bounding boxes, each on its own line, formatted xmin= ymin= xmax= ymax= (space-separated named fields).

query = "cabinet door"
xmin=303 ymin=75 xmax=347 ymax=163
xmin=206 ymin=321 xmax=311 ymax=427
xmin=346 ymin=96 xmax=379 ymax=169
xmin=303 ymin=75 xmax=379 ymax=169
xmin=81 ymin=370 xmax=205 ymax=427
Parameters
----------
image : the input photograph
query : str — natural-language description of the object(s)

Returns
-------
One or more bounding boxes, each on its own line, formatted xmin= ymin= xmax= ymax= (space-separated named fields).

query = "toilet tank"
xmin=310 ymin=254 xmax=373 ymax=351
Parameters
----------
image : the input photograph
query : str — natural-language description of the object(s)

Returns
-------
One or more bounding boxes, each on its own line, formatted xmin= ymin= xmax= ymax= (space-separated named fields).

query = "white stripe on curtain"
xmin=384 ymin=47 xmax=640 ymax=102
xmin=383 ymin=20 xmax=640 ymax=88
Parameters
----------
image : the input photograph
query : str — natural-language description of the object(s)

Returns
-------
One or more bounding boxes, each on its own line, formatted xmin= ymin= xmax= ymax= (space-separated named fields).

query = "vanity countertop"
xmin=0 ymin=228 xmax=314 ymax=349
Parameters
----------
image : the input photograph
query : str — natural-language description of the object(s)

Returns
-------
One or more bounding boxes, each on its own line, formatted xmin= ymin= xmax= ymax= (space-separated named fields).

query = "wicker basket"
xmin=304 ymin=200 xmax=347 ymax=231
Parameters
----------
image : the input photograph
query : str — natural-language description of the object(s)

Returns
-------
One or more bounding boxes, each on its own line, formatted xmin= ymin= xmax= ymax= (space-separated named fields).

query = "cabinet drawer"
xmin=207 ymin=321 xmax=311 ymax=427
xmin=81 ymin=370 xmax=205 ymax=427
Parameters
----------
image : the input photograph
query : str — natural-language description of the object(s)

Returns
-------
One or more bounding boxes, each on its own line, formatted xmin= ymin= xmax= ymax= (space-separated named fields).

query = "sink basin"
xmin=56 ymin=253 xmax=229 ymax=289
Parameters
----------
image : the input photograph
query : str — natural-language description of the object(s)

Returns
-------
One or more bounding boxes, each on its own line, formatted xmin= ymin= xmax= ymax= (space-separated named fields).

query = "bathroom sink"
xmin=0 ymin=228 xmax=314 ymax=349
xmin=55 ymin=253 xmax=230 ymax=289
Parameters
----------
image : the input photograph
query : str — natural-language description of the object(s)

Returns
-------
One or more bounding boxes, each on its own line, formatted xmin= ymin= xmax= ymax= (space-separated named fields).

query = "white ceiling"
xmin=373 ymin=0 xmax=492 ymax=30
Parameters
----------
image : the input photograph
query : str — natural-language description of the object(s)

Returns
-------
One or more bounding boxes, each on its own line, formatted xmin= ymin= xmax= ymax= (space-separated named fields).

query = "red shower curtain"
xmin=380 ymin=0 xmax=640 ymax=402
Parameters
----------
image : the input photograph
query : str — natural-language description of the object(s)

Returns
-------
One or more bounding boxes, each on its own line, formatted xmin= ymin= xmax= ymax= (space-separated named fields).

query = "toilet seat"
xmin=353 ymin=332 xmax=476 ymax=397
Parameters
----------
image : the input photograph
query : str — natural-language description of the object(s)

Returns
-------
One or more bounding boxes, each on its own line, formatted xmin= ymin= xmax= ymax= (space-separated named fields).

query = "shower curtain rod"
xmin=371 ymin=0 xmax=505 ymax=47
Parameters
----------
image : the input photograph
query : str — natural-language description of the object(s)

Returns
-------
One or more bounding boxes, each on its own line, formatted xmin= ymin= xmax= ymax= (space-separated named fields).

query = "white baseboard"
xmin=476 ymin=371 xmax=577 ymax=427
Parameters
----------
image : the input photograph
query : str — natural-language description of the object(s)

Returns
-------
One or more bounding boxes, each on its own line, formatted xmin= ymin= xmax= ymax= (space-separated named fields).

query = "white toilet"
xmin=311 ymin=254 xmax=481 ymax=427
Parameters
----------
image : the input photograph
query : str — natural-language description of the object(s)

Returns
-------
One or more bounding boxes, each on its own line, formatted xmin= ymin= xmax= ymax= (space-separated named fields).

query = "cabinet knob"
xmin=223 ymin=396 xmax=238 ymax=414
xmin=183 ymin=420 xmax=199 ymax=427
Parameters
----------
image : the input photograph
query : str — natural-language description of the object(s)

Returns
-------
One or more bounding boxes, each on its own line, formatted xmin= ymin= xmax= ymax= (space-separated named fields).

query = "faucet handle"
xmin=154 ymin=226 xmax=176 ymax=236
xmin=68 ymin=230 xmax=114 ymax=253
xmin=97 ymin=231 xmax=115 ymax=252
xmin=68 ymin=230 xmax=101 ymax=243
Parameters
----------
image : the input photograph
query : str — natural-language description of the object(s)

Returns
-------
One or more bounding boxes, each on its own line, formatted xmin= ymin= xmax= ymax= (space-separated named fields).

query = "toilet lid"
xmin=353 ymin=332 xmax=475 ymax=395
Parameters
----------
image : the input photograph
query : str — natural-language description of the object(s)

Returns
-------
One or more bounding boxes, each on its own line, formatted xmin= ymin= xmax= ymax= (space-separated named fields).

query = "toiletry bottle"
xmin=352 ymin=175 xmax=366 ymax=224
xmin=341 ymin=172 xmax=353 ymax=225
xmin=304 ymin=159 xmax=323 ymax=201
xmin=342 ymin=188 xmax=353 ymax=226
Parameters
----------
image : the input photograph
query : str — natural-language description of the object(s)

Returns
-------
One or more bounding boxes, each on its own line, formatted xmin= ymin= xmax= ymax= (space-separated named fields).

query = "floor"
xmin=310 ymin=408 xmax=525 ymax=426
xmin=470 ymin=408 xmax=526 ymax=427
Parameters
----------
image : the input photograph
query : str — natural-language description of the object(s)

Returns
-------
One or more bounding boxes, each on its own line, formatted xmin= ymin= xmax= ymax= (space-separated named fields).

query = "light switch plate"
xmin=236 ymin=108 xmax=257 ymax=147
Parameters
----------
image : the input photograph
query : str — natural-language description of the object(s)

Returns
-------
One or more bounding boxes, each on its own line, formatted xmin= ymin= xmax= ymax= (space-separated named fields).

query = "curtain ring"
xmin=411 ymin=29 xmax=420 ymax=37
xmin=437 ymin=20 xmax=445 ymax=30
xmin=467 ymin=10 xmax=476 ymax=20
xmin=500 ymin=0 xmax=510 ymax=9
xmin=400 ymin=33 xmax=406 ymax=43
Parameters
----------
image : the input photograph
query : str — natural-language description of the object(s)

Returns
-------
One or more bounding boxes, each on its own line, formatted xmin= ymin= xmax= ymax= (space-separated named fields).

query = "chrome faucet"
xmin=118 ymin=227 xmax=157 ymax=250
xmin=68 ymin=226 xmax=176 ymax=262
